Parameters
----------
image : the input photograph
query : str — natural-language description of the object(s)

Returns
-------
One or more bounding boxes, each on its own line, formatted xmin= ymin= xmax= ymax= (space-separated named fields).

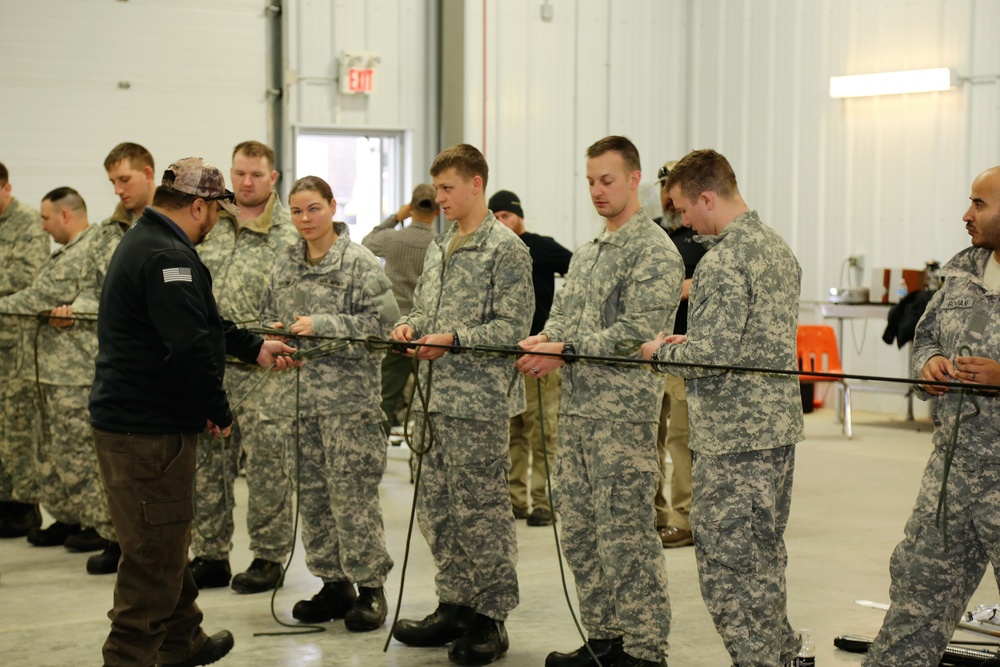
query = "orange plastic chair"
xmin=796 ymin=324 xmax=852 ymax=438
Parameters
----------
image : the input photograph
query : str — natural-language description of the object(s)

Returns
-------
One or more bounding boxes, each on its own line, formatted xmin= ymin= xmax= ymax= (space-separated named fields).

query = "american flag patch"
xmin=162 ymin=267 xmax=193 ymax=283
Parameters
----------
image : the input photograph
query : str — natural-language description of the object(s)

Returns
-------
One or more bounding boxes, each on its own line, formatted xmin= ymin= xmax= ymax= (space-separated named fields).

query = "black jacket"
xmin=520 ymin=231 xmax=572 ymax=336
xmin=89 ymin=208 xmax=262 ymax=434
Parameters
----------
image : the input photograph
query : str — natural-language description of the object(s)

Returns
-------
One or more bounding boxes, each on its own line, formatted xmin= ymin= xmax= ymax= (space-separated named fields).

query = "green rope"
xmin=256 ymin=365 xmax=325 ymax=636
xmin=193 ymin=362 xmax=278 ymax=543
xmin=535 ymin=374 xmax=604 ymax=666
xmin=934 ymin=346 xmax=981 ymax=551
xmin=384 ymin=348 xmax=436 ymax=652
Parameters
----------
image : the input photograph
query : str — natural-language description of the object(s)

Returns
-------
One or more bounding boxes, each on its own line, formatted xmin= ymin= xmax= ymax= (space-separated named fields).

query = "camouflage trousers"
xmin=690 ymin=446 xmax=798 ymax=667
xmin=552 ymin=415 xmax=671 ymax=662
xmin=413 ymin=413 xmax=519 ymax=620
xmin=863 ymin=447 xmax=1000 ymax=667
xmin=655 ymin=374 xmax=692 ymax=530
xmin=191 ymin=418 xmax=294 ymax=562
xmin=0 ymin=374 xmax=40 ymax=503
xmin=509 ymin=371 xmax=560 ymax=513
xmin=296 ymin=410 xmax=393 ymax=587
xmin=191 ymin=364 xmax=293 ymax=563
xmin=39 ymin=384 xmax=114 ymax=539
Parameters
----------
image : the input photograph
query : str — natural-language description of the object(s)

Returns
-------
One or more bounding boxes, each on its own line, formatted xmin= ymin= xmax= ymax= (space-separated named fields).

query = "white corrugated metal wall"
xmin=467 ymin=0 xmax=1000 ymax=414
xmin=0 ymin=0 xmax=269 ymax=221
xmin=284 ymin=0 xmax=439 ymax=198
xmin=467 ymin=0 xmax=690 ymax=250
xmin=2 ymin=0 xmax=998 ymax=415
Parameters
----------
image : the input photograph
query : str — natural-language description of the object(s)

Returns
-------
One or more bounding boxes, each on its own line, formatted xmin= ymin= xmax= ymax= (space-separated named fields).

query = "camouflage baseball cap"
xmin=162 ymin=157 xmax=240 ymax=216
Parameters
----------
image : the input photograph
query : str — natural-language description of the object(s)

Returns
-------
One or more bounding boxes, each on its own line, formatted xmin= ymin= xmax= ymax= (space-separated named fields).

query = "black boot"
xmin=64 ymin=527 xmax=109 ymax=553
xmin=392 ymin=602 xmax=476 ymax=647
xmin=27 ymin=521 xmax=80 ymax=547
xmin=609 ymin=654 xmax=667 ymax=667
xmin=231 ymin=558 xmax=283 ymax=594
xmin=448 ymin=613 xmax=509 ymax=666
xmin=87 ymin=541 xmax=121 ymax=575
xmin=0 ymin=502 xmax=41 ymax=538
xmin=546 ymin=637 xmax=625 ymax=667
xmin=292 ymin=581 xmax=357 ymax=623
xmin=159 ymin=629 xmax=235 ymax=667
xmin=188 ymin=557 xmax=231 ymax=589
xmin=344 ymin=586 xmax=388 ymax=632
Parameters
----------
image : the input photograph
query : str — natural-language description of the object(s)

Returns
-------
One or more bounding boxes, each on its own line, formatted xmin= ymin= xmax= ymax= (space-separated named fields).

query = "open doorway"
xmin=293 ymin=128 xmax=407 ymax=240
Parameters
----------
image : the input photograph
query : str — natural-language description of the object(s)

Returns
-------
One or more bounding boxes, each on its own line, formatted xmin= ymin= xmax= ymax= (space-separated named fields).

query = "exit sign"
xmin=339 ymin=51 xmax=380 ymax=95
xmin=347 ymin=68 xmax=374 ymax=94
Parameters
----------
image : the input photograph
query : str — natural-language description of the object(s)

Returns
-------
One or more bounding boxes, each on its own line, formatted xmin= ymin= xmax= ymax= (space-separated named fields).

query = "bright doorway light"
xmin=293 ymin=129 xmax=405 ymax=240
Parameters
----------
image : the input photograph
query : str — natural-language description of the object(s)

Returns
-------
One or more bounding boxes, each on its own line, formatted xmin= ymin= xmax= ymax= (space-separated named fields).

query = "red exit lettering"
xmin=349 ymin=68 xmax=374 ymax=93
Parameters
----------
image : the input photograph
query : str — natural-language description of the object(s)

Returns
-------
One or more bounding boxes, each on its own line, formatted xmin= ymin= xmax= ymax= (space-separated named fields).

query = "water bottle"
xmin=896 ymin=278 xmax=908 ymax=301
xmin=794 ymin=629 xmax=816 ymax=666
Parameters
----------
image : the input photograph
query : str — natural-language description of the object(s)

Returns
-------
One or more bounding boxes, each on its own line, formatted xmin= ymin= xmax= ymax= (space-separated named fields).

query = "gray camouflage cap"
xmin=162 ymin=157 xmax=240 ymax=216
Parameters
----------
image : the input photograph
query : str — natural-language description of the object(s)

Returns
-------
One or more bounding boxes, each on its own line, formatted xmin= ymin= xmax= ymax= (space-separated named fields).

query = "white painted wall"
xmin=465 ymin=0 xmax=1000 ymax=415
xmin=283 ymin=0 xmax=439 ymax=200
xmin=0 ymin=0 xmax=269 ymax=222
xmin=3 ymin=0 xmax=998 ymax=415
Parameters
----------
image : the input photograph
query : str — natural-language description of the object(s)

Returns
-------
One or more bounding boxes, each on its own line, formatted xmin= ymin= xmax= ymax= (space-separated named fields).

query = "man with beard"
xmin=863 ymin=166 xmax=1000 ymax=667
xmin=90 ymin=157 xmax=297 ymax=667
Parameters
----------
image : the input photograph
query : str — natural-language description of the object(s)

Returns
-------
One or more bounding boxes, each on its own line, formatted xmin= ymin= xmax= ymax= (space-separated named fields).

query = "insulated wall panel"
xmin=0 ymin=0 xmax=267 ymax=221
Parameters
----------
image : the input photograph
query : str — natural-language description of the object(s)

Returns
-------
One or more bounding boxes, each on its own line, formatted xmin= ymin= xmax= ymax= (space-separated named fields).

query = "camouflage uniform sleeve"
xmin=910 ymin=287 xmax=948 ymax=399
xmin=311 ymin=254 xmax=399 ymax=339
xmin=0 ymin=216 xmax=48 ymax=298
xmin=455 ymin=239 xmax=533 ymax=347
xmin=577 ymin=245 xmax=683 ymax=357
xmin=540 ymin=253 xmax=576 ymax=342
xmin=654 ymin=256 xmax=749 ymax=378
xmin=0 ymin=263 xmax=67 ymax=316
xmin=259 ymin=265 xmax=281 ymax=327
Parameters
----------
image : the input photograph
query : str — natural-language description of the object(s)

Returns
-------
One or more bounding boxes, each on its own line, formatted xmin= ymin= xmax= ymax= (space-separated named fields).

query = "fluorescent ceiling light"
xmin=829 ymin=68 xmax=958 ymax=98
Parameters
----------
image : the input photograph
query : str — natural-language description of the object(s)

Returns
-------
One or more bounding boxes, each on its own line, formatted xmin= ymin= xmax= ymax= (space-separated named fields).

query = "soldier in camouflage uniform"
xmin=189 ymin=141 xmax=299 ymax=594
xmin=94 ymin=143 xmax=157 ymax=271
xmin=643 ymin=149 xmax=804 ymax=667
xmin=390 ymin=144 xmax=532 ymax=667
xmin=260 ymin=175 xmax=398 ymax=632
xmin=519 ymin=136 xmax=680 ymax=667
xmin=863 ymin=166 xmax=1000 ymax=667
xmin=0 ymin=161 xmax=51 ymax=538
xmin=0 ymin=188 xmax=119 ymax=574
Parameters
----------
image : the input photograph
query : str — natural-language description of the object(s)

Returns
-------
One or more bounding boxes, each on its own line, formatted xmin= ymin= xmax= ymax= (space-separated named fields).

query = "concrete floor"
xmin=2 ymin=408 xmax=998 ymax=666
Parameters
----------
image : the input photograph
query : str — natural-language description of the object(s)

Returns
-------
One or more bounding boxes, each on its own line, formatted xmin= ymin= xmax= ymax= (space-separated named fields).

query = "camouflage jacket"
xmin=77 ymin=202 xmax=139 ymax=315
xmin=912 ymin=246 xmax=1000 ymax=460
xmin=397 ymin=213 xmax=533 ymax=420
xmin=0 ymin=197 xmax=50 ymax=349
xmin=260 ymin=223 xmax=399 ymax=417
xmin=198 ymin=193 xmax=298 ymax=331
xmin=653 ymin=210 xmax=804 ymax=454
xmin=0 ymin=225 xmax=102 ymax=386
xmin=542 ymin=209 xmax=683 ymax=423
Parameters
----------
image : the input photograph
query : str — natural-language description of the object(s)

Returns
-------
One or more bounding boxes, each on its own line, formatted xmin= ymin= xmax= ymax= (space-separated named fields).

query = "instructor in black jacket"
xmin=90 ymin=157 xmax=296 ymax=667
